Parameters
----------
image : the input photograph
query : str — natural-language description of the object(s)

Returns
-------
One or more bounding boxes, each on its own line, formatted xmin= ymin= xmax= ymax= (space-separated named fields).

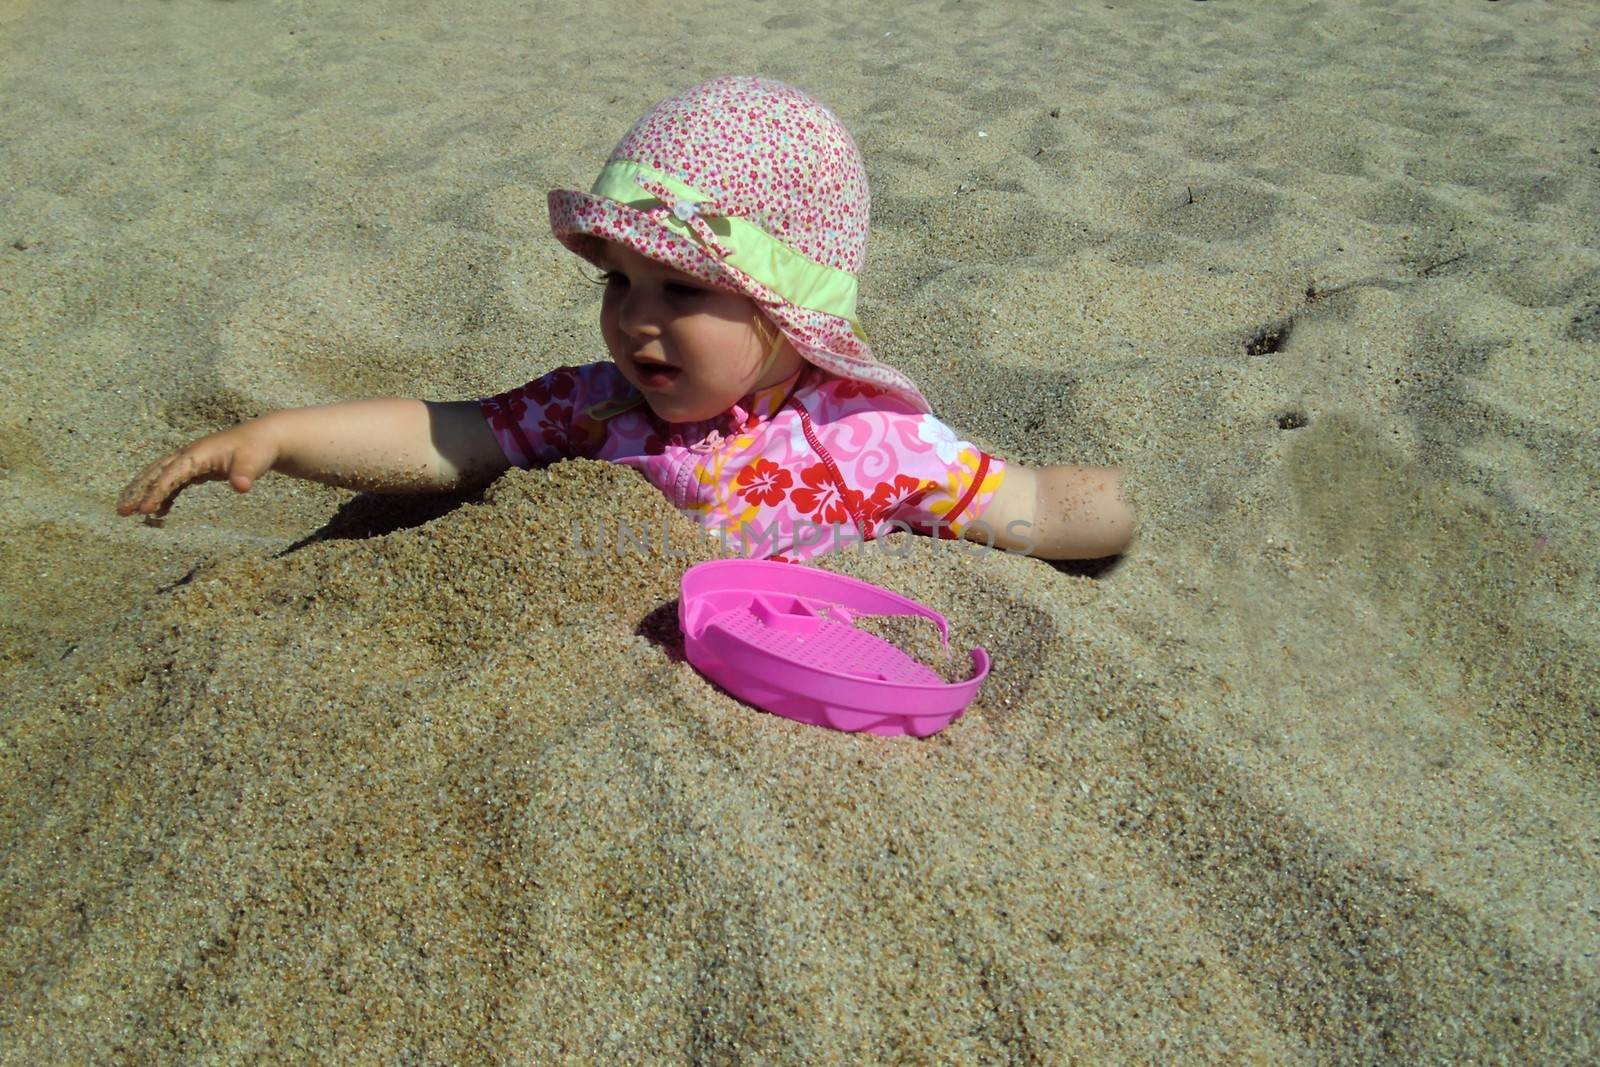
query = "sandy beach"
xmin=3 ymin=0 xmax=1598 ymax=1060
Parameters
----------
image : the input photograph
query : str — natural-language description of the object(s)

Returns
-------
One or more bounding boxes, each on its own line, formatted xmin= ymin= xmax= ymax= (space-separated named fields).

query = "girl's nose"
xmin=616 ymin=286 xmax=662 ymax=338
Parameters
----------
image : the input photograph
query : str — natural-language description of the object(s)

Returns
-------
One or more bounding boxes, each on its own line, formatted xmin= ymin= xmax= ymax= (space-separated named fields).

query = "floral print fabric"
xmin=480 ymin=364 xmax=1006 ymax=561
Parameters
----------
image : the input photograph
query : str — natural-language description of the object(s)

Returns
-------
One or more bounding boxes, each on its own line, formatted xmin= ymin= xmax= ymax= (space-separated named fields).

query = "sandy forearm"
xmin=1028 ymin=465 xmax=1136 ymax=559
xmin=262 ymin=398 xmax=483 ymax=493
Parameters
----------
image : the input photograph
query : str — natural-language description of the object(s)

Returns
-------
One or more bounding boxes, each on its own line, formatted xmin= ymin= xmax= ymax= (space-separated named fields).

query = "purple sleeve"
xmin=478 ymin=363 xmax=618 ymax=467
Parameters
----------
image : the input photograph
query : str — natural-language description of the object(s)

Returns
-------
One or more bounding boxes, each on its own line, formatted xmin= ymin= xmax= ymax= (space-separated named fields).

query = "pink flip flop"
xmin=679 ymin=560 xmax=989 ymax=737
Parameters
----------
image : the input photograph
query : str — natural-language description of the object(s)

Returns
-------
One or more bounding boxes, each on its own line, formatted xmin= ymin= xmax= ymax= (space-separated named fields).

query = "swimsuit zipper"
xmin=790 ymin=397 xmax=870 ymax=538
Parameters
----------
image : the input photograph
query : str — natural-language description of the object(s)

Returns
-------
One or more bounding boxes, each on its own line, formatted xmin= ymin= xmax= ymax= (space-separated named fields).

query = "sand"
xmin=3 ymin=0 xmax=1599 ymax=1061
xmin=852 ymin=614 xmax=976 ymax=684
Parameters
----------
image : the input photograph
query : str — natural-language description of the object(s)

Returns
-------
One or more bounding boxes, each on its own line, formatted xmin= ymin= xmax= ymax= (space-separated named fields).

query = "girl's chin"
xmin=645 ymin=400 xmax=722 ymax=424
xmin=628 ymin=371 xmax=753 ymax=423
xmin=641 ymin=391 xmax=742 ymax=424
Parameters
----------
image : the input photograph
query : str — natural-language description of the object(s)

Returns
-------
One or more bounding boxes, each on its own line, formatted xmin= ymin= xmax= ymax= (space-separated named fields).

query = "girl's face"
xmin=595 ymin=240 xmax=803 ymax=424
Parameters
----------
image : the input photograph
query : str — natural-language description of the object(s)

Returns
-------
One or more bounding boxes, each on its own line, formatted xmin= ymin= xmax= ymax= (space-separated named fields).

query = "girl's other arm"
xmin=118 ymin=398 xmax=509 ymax=518
xmin=969 ymin=463 xmax=1134 ymax=560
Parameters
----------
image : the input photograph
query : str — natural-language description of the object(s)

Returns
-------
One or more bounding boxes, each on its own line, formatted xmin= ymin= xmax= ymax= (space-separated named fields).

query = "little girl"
xmin=118 ymin=77 xmax=1134 ymax=562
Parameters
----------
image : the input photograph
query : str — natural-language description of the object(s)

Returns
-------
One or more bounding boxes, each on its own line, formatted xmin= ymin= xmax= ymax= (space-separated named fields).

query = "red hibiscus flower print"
xmin=735 ymin=457 xmax=792 ymax=507
xmin=537 ymin=404 xmax=572 ymax=447
xmin=486 ymin=391 xmax=530 ymax=434
xmin=528 ymin=368 xmax=578 ymax=406
xmin=791 ymin=464 xmax=866 ymax=524
xmin=864 ymin=474 xmax=931 ymax=523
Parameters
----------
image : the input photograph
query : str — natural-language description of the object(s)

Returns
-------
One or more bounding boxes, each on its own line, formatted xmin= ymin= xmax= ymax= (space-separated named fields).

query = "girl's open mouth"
xmin=634 ymin=362 xmax=681 ymax=388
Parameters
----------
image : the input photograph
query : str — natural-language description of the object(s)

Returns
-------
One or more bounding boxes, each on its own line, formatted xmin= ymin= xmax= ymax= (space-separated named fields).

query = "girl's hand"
xmin=117 ymin=420 xmax=281 ymax=519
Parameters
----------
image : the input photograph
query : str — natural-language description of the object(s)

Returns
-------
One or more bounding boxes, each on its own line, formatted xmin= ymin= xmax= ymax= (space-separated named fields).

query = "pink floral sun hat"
xmin=548 ymin=75 xmax=931 ymax=413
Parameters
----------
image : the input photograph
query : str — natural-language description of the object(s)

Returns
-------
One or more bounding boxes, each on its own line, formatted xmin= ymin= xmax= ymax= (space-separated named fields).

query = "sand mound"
xmin=3 ymin=459 xmax=1595 ymax=1061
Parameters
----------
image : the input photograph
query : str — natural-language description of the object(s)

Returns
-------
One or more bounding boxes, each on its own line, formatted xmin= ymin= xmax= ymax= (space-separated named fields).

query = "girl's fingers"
xmin=136 ymin=451 xmax=222 ymax=517
xmin=117 ymin=453 xmax=181 ymax=515
xmin=155 ymin=452 xmax=227 ymax=514
xmin=140 ymin=454 xmax=199 ymax=516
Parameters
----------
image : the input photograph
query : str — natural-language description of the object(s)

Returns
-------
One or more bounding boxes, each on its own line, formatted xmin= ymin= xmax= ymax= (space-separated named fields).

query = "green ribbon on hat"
xmin=589 ymin=160 xmax=861 ymax=325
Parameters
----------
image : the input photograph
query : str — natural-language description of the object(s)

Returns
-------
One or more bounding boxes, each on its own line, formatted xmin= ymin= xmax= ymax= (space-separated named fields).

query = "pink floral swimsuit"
xmin=480 ymin=363 xmax=1007 ymax=561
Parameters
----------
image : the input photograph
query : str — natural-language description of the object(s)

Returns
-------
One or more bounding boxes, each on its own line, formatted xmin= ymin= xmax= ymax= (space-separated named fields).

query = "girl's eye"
xmin=597 ymin=270 xmax=708 ymax=299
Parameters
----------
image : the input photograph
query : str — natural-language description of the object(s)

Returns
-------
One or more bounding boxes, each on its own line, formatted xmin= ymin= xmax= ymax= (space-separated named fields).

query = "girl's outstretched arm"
xmin=969 ymin=463 xmax=1135 ymax=560
xmin=117 ymin=398 xmax=508 ymax=519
